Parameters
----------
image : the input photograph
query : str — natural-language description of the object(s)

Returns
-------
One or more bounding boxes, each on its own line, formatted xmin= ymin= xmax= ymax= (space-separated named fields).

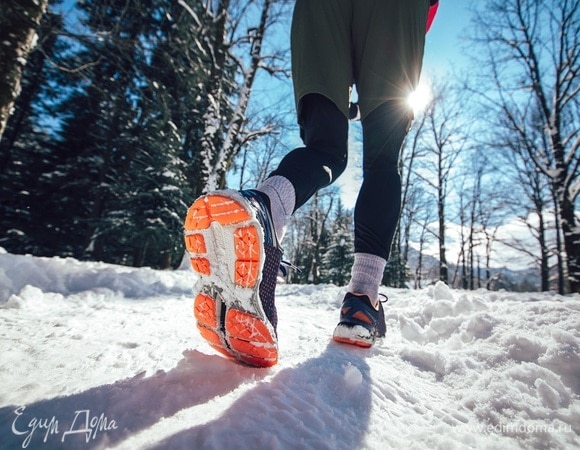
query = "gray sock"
xmin=347 ymin=253 xmax=387 ymax=307
xmin=257 ymin=176 xmax=296 ymax=242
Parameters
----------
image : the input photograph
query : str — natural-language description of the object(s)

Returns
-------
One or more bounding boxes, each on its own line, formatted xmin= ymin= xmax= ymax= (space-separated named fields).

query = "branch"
xmin=177 ymin=0 xmax=202 ymax=27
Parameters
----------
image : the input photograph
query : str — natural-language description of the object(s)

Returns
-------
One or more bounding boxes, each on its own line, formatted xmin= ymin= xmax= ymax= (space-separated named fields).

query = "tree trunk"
xmin=537 ymin=208 xmax=550 ymax=292
xmin=202 ymin=0 xmax=274 ymax=193
xmin=558 ymin=188 xmax=579 ymax=293
xmin=438 ymin=160 xmax=448 ymax=283
xmin=552 ymin=191 xmax=565 ymax=294
xmin=198 ymin=0 xmax=231 ymax=193
xmin=0 ymin=0 xmax=48 ymax=141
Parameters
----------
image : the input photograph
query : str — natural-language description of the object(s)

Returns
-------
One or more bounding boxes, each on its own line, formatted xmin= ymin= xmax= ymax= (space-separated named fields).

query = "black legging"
xmin=269 ymin=93 xmax=412 ymax=260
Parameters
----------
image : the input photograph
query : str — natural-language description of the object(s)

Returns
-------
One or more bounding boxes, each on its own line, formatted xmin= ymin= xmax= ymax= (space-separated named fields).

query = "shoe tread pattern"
xmin=185 ymin=192 xmax=278 ymax=367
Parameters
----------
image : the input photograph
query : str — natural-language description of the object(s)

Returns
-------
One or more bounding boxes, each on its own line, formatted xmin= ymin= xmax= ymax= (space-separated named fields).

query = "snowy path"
xmin=0 ymin=251 xmax=578 ymax=449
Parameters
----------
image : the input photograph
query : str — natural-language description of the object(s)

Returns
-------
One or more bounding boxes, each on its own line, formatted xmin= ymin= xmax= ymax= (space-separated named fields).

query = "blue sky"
xmin=423 ymin=0 xmax=473 ymax=76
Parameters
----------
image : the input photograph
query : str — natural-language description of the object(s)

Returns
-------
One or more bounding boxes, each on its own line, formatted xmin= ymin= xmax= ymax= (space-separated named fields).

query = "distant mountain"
xmin=404 ymin=246 xmax=540 ymax=292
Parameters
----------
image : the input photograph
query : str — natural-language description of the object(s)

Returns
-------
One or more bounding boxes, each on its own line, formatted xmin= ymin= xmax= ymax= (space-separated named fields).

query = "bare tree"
xmin=453 ymin=175 xmax=472 ymax=289
xmin=285 ymin=188 xmax=335 ymax=284
xmin=397 ymin=108 xmax=429 ymax=287
xmin=412 ymin=189 xmax=436 ymax=289
xmin=461 ymin=150 xmax=510 ymax=290
xmin=417 ymin=80 xmax=466 ymax=284
xmin=475 ymin=164 xmax=506 ymax=289
xmin=234 ymin=107 xmax=295 ymax=190
xmin=0 ymin=0 xmax=49 ymax=141
xmin=470 ymin=0 xmax=580 ymax=292
xmin=193 ymin=0 xmax=291 ymax=193
xmin=499 ymin=132 xmax=555 ymax=291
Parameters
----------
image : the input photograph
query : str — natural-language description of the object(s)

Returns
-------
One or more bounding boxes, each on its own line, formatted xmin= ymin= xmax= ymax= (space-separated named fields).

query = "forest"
xmin=0 ymin=0 xmax=578 ymax=294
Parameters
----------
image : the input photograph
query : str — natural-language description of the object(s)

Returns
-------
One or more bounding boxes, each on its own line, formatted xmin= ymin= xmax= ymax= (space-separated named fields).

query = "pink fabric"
xmin=426 ymin=2 xmax=439 ymax=32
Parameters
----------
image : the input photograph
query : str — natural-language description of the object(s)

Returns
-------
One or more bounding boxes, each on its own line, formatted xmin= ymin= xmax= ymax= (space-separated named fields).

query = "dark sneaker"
xmin=184 ymin=189 xmax=282 ymax=367
xmin=332 ymin=293 xmax=386 ymax=347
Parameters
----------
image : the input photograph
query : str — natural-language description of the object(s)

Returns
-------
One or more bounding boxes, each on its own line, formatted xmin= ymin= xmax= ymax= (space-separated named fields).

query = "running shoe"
xmin=184 ymin=189 xmax=282 ymax=367
xmin=332 ymin=292 xmax=387 ymax=347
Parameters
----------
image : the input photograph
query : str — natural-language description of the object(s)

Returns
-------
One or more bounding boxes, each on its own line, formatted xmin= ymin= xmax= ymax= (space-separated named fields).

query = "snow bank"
xmin=0 ymin=249 xmax=193 ymax=304
xmin=0 ymin=253 xmax=578 ymax=449
xmin=386 ymin=281 xmax=580 ymax=448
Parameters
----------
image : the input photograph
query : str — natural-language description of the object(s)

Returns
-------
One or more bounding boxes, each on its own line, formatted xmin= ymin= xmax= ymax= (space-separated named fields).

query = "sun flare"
xmin=407 ymin=80 xmax=432 ymax=114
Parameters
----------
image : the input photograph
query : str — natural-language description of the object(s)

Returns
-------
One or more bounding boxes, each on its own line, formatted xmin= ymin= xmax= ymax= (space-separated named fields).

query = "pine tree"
xmin=50 ymin=0 xmax=208 ymax=265
xmin=320 ymin=200 xmax=354 ymax=286
xmin=0 ymin=6 xmax=65 ymax=256
xmin=382 ymin=228 xmax=410 ymax=288
xmin=1 ymin=0 xmax=290 ymax=268
xmin=94 ymin=0 xmax=208 ymax=267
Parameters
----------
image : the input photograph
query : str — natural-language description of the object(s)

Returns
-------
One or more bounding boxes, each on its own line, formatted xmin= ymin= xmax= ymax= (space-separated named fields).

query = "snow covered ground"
xmin=0 ymin=249 xmax=578 ymax=449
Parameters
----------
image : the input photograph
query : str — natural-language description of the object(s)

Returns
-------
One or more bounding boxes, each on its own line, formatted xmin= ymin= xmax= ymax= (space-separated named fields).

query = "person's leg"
xmin=258 ymin=95 xmax=348 ymax=240
xmin=355 ymin=101 xmax=412 ymax=257
xmin=347 ymin=100 xmax=412 ymax=306
xmin=185 ymin=0 xmax=356 ymax=366
xmin=263 ymin=93 xmax=348 ymax=211
xmin=258 ymin=0 xmax=353 ymax=241
xmin=334 ymin=0 xmax=429 ymax=347
xmin=348 ymin=0 xmax=428 ymax=303
xmin=334 ymin=107 xmax=410 ymax=345
xmin=333 ymin=104 xmax=414 ymax=345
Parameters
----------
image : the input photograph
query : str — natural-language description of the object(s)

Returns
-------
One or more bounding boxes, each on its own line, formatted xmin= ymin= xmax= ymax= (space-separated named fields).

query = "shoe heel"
xmin=226 ymin=309 xmax=278 ymax=367
xmin=194 ymin=292 xmax=278 ymax=367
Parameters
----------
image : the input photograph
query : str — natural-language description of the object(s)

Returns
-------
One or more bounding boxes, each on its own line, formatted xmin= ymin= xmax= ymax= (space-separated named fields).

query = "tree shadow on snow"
xmin=0 ymin=349 xmax=269 ymax=449
xmin=152 ymin=342 xmax=373 ymax=450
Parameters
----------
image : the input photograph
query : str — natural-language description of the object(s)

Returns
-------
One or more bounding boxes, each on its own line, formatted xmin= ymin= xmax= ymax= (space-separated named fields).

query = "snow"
xmin=0 ymin=250 xmax=578 ymax=449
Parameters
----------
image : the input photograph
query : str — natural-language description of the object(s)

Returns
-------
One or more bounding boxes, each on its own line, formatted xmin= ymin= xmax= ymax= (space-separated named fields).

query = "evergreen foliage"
xmin=320 ymin=199 xmax=354 ymax=286
xmin=0 ymin=0 xmax=287 ymax=269
xmin=0 ymin=5 xmax=65 ymax=256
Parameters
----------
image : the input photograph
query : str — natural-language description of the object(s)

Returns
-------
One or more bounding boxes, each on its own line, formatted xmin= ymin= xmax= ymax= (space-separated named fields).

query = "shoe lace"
xmin=376 ymin=293 xmax=388 ymax=337
xmin=279 ymin=259 xmax=301 ymax=277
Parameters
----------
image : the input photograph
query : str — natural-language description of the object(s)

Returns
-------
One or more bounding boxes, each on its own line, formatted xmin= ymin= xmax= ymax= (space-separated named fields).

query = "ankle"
xmin=347 ymin=253 xmax=386 ymax=307
xmin=256 ymin=176 xmax=296 ymax=241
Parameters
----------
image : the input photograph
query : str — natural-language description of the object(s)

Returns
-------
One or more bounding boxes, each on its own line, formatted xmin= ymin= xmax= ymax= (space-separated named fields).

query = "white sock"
xmin=257 ymin=176 xmax=296 ymax=242
xmin=348 ymin=253 xmax=387 ymax=307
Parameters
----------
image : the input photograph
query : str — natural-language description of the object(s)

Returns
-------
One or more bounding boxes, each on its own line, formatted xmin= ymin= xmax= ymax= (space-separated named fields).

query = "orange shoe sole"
xmin=184 ymin=192 xmax=278 ymax=367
